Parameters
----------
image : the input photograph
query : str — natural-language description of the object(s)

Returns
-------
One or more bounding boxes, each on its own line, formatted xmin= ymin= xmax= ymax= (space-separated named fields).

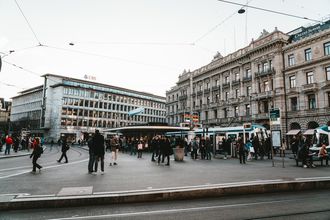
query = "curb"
xmin=0 ymin=153 xmax=30 ymax=159
xmin=1 ymin=177 xmax=330 ymax=210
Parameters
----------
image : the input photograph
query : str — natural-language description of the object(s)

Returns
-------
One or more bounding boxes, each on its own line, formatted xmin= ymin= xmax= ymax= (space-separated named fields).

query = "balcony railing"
xmin=232 ymin=79 xmax=240 ymax=86
xmin=204 ymin=88 xmax=210 ymax=94
xmin=302 ymin=83 xmax=318 ymax=93
xmin=222 ymin=82 xmax=230 ymax=88
xmin=197 ymin=91 xmax=203 ymax=96
xmin=179 ymin=95 xmax=187 ymax=101
xmin=243 ymin=76 xmax=252 ymax=82
xmin=212 ymin=86 xmax=220 ymax=92
xmin=257 ymin=90 xmax=274 ymax=100
xmin=255 ymin=68 xmax=275 ymax=77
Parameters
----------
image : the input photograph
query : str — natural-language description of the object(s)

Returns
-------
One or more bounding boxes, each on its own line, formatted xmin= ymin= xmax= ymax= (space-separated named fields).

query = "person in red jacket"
xmin=5 ymin=135 xmax=13 ymax=155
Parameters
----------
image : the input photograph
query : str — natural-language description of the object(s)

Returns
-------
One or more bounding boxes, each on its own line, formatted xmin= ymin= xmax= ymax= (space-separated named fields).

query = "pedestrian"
xmin=205 ymin=137 xmax=212 ymax=160
xmin=150 ymin=136 xmax=160 ymax=162
xmin=137 ymin=137 xmax=144 ymax=158
xmin=93 ymin=130 xmax=105 ymax=174
xmin=163 ymin=137 xmax=171 ymax=166
xmin=109 ymin=136 xmax=119 ymax=166
xmin=87 ymin=134 xmax=95 ymax=174
xmin=57 ymin=138 xmax=69 ymax=163
xmin=318 ymin=143 xmax=328 ymax=163
xmin=238 ymin=137 xmax=246 ymax=164
xmin=199 ymin=136 xmax=206 ymax=159
xmin=191 ymin=137 xmax=198 ymax=160
xmin=30 ymin=137 xmax=43 ymax=173
xmin=5 ymin=135 xmax=13 ymax=155
xmin=280 ymin=138 xmax=287 ymax=157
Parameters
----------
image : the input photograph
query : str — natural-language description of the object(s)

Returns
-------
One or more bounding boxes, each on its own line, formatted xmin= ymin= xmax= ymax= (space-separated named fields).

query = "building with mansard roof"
xmin=166 ymin=19 xmax=330 ymax=137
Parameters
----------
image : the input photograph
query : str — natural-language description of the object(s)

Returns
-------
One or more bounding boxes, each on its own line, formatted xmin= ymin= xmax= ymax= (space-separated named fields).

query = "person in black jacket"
xmin=87 ymin=134 xmax=95 ymax=173
xmin=57 ymin=138 xmax=69 ymax=163
xmin=93 ymin=130 xmax=105 ymax=174
xmin=30 ymin=137 xmax=43 ymax=173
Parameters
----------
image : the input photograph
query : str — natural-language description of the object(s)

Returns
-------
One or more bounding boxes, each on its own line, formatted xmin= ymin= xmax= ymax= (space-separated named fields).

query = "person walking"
xmin=137 ymin=137 xmax=144 ymax=158
xmin=150 ymin=136 xmax=160 ymax=162
xmin=93 ymin=130 xmax=105 ymax=174
xmin=199 ymin=137 xmax=206 ymax=160
xmin=87 ymin=134 xmax=95 ymax=174
xmin=238 ymin=137 xmax=246 ymax=164
xmin=5 ymin=135 xmax=13 ymax=155
xmin=109 ymin=136 xmax=119 ymax=166
xmin=191 ymin=137 xmax=199 ymax=160
xmin=205 ymin=137 xmax=212 ymax=160
xmin=30 ymin=138 xmax=43 ymax=173
xmin=57 ymin=138 xmax=69 ymax=163
xmin=163 ymin=137 xmax=171 ymax=166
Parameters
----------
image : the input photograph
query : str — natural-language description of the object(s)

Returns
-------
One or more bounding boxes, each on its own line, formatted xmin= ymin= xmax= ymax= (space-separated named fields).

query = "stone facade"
xmin=167 ymin=20 xmax=330 ymax=135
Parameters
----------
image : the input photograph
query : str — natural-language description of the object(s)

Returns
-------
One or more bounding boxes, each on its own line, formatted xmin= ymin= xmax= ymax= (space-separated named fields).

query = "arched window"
xmin=290 ymin=122 xmax=301 ymax=130
xmin=307 ymin=121 xmax=319 ymax=129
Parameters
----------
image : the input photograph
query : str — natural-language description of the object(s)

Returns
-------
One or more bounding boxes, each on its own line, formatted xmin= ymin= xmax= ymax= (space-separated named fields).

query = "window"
xmin=215 ymin=79 xmax=219 ymax=86
xmin=234 ymin=106 xmax=239 ymax=117
xmin=326 ymin=66 xmax=330 ymax=81
xmin=199 ymin=85 xmax=202 ymax=91
xmin=245 ymin=104 xmax=250 ymax=116
xmin=288 ymin=54 xmax=295 ymax=66
xmin=205 ymin=111 xmax=208 ymax=120
xmin=223 ymin=108 xmax=228 ymax=118
xmin=215 ymin=94 xmax=219 ymax=102
xmin=199 ymin=99 xmax=202 ymax=107
xmin=247 ymin=86 xmax=251 ymax=96
xmin=245 ymin=69 xmax=251 ymax=78
xmin=306 ymin=72 xmax=314 ymax=84
xmin=324 ymin=42 xmax=330 ymax=56
xmin=305 ymin=48 xmax=312 ymax=61
xmin=263 ymin=101 xmax=269 ymax=113
xmin=291 ymin=97 xmax=298 ymax=111
xmin=214 ymin=109 xmax=217 ymax=118
xmin=225 ymin=76 xmax=229 ymax=84
xmin=207 ymin=96 xmax=210 ymax=105
xmin=289 ymin=76 xmax=296 ymax=88
xmin=328 ymin=92 xmax=330 ymax=107
xmin=308 ymin=94 xmax=316 ymax=109
xmin=264 ymin=81 xmax=270 ymax=92
xmin=225 ymin=92 xmax=229 ymax=101
xmin=258 ymin=64 xmax=261 ymax=73
xmin=263 ymin=62 xmax=269 ymax=72
xmin=206 ymin=82 xmax=209 ymax=89
xmin=235 ymin=89 xmax=240 ymax=98
xmin=269 ymin=60 xmax=273 ymax=69
xmin=235 ymin=73 xmax=240 ymax=81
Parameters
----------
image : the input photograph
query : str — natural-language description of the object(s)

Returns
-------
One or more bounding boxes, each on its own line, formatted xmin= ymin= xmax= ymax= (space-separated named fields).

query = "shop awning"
xmin=303 ymin=129 xmax=315 ymax=135
xmin=286 ymin=130 xmax=301 ymax=135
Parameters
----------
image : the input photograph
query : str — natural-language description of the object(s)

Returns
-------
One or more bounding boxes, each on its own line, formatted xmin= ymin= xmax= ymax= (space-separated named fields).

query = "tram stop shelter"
xmin=104 ymin=126 xmax=190 ymax=138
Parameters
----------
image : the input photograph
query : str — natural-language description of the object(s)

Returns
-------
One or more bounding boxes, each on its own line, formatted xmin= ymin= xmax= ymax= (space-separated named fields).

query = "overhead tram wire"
xmin=14 ymin=0 xmax=43 ymax=46
xmin=43 ymin=44 xmax=178 ymax=71
xmin=217 ymin=0 xmax=323 ymax=23
xmin=71 ymin=41 xmax=194 ymax=46
xmin=192 ymin=0 xmax=254 ymax=45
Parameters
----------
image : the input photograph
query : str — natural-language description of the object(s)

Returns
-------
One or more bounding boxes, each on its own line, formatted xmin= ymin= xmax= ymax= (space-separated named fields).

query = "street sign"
xmin=270 ymin=108 xmax=280 ymax=119
xmin=270 ymin=108 xmax=281 ymax=125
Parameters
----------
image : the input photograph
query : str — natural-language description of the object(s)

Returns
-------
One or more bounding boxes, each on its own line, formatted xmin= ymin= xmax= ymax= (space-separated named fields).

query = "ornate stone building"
xmin=167 ymin=20 xmax=330 ymax=135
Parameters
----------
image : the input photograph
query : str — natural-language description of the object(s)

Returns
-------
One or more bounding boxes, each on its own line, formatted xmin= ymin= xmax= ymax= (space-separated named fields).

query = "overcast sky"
xmin=1 ymin=0 xmax=329 ymax=100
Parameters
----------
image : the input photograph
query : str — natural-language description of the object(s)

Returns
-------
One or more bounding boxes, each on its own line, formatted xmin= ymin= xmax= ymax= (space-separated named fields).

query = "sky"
xmin=0 ymin=0 xmax=330 ymax=100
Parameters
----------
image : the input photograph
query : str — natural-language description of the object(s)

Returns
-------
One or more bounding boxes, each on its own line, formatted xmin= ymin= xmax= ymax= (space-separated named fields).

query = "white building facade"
xmin=11 ymin=74 xmax=166 ymax=142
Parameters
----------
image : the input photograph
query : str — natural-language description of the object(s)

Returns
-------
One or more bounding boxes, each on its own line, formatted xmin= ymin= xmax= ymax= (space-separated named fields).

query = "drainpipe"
xmin=281 ymin=49 xmax=288 ymax=139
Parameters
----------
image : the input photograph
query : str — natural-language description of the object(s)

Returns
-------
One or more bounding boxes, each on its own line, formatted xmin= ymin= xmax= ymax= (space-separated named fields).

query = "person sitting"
xmin=299 ymin=143 xmax=316 ymax=168
xmin=318 ymin=143 xmax=328 ymax=165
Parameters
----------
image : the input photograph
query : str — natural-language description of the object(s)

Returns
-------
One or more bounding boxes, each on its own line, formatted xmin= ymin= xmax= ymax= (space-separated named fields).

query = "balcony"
xmin=197 ymin=91 xmax=203 ymax=96
xmin=287 ymin=87 xmax=299 ymax=95
xmin=222 ymin=82 xmax=230 ymax=89
xmin=255 ymin=68 xmax=275 ymax=78
xmin=204 ymin=88 xmax=210 ymax=94
xmin=232 ymin=79 xmax=240 ymax=86
xmin=287 ymin=107 xmax=330 ymax=118
xmin=243 ymin=76 xmax=252 ymax=82
xmin=179 ymin=95 xmax=187 ymax=101
xmin=254 ymin=112 xmax=269 ymax=120
xmin=257 ymin=90 xmax=274 ymax=100
xmin=302 ymin=83 xmax=318 ymax=93
xmin=230 ymin=98 xmax=240 ymax=104
xmin=212 ymin=86 xmax=220 ymax=92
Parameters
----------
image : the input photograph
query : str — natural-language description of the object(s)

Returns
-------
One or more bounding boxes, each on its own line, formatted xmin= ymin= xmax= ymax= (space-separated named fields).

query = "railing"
xmin=222 ymin=82 xmax=230 ymax=88
xmin=212 ymin=86 xmax=220 ymax=91
xmin=243 ymin=76 xmax=252 ymax=82
xmin=179 ymin=95 xmax=187 ymax=101
xmin=302 ymin=83 xmax=318 ymax=92
xmin=255 ymin=68 xmax=275 ymax=77
xmin=204 ymin=88 xmax=210 ymax=94
xmin=232 ymin=79 xmax=240 ymax=86
xmin=197 ymin=91 xmax=203 ymax=96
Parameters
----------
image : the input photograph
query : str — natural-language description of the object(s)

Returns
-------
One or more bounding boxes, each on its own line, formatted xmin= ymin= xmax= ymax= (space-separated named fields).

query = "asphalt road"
xmin=2 ymin=189 xmax=330 ymax=220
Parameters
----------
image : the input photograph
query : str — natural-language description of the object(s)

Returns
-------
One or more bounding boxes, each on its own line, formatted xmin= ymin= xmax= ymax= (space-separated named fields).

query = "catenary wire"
xmin=217 ymin=0 xmax=322 ymax=23
xmin=14 ymin=0 xmax=43 ymax=45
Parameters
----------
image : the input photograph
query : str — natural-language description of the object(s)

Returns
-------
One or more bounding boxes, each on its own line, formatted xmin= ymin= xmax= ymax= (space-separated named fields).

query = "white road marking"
xmin=0 ymin=159 xmax=88 ymax=179
xmin=47 ymin=199 xmax=296 ymax=220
